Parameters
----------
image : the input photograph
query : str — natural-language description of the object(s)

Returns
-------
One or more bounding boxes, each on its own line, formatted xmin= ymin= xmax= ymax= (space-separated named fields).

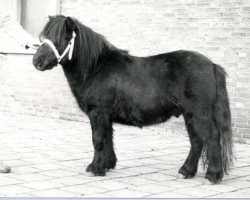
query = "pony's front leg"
xmin=86 ymin=108 xmax=116 ymax=176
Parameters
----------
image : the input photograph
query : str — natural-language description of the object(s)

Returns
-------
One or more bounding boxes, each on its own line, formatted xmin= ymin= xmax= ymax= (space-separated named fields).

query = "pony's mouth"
xmin=35 ymin=63 xmax=57 ymax=71
xmin=35 ymin=65 xmax=46 ymax=71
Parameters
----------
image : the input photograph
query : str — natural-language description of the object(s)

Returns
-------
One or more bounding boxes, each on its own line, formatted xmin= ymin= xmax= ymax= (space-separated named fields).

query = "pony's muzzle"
xmin=33 ymin=56 xmax=44 ymax=69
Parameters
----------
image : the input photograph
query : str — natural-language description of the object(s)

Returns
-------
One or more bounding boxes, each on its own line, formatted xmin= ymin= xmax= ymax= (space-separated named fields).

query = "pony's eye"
xmin=39 ymin=36 xmax=45 ymax=43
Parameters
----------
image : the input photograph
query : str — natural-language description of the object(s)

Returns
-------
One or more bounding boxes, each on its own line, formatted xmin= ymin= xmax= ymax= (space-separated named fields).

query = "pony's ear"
xmin=65 ymin=17 xmax=76 ymax=34
xmin=48 ymin=15 xmax=55 ymax=21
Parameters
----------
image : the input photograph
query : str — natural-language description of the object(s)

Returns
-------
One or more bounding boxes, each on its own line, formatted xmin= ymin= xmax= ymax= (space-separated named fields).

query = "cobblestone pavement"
xmin=0 ymin=112 xmax=250 ymax=198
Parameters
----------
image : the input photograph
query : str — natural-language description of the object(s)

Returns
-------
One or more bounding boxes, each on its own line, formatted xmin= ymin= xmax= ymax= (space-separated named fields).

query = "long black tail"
xmin=213 ymin=64 xmax=234 ymax=174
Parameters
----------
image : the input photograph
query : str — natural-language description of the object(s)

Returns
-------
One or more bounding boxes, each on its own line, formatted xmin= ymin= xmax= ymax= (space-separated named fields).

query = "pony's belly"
xmin=113 ymin=91 xmax=182 ymax=127
xmin=113 ymin=106 xmax=174 ymax=128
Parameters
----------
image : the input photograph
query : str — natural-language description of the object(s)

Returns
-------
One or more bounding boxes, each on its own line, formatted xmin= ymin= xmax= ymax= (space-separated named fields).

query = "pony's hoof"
xmin=0 ymin=166 xmax=11 ymax=173
xmin=106 ymin=157 xmax=117 ymax=171
xmin=177 ymin=173 xmax=186 ymax=179
xmin=86 ymin=163 xmax=106 ymax=176
xmin=178 ymin=165 xmax=197 ymax=179
xmin=205 ymin=170 xmax=223 ymax=184
xmin=86 ymin=163 xmax=93 ymax=172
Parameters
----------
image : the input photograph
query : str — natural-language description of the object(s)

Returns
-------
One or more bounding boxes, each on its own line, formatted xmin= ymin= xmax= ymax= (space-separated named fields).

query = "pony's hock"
xmin=33 ymin=15 xmax=233 ymax=184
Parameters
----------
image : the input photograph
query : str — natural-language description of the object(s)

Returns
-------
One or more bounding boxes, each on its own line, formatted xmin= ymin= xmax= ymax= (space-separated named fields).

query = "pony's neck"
xmin=60 ymin=21 xmax=127 ymax=86
xmin=61 ymin=60 xmax=79 ymax=86
xmin=61 ymin=44 xmax=112 ymax=86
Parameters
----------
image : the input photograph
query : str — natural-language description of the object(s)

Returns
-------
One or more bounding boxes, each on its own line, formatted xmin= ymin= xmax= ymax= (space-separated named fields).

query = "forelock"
xmin=40 ymin=15 xmax=66 ymax=44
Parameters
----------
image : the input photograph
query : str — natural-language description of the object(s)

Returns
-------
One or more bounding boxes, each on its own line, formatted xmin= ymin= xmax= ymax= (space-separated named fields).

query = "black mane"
xmin=40 ymin=15 xmax=128 ymax=81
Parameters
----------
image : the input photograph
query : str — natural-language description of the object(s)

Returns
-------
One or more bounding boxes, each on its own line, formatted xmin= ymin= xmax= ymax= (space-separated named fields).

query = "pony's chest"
xmin=70 ymin=87 xmax=87 ymax=111
xmin=72 ymin=81 xmax=115 ymax=112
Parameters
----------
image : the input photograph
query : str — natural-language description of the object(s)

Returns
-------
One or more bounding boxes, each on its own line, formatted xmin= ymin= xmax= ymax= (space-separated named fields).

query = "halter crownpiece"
xmin=42 ymin=31 xmax=76 ymax=63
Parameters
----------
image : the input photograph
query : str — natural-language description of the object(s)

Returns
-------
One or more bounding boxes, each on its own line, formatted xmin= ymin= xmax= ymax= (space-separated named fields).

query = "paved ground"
xmin=0 ymin=112 xmax=250 ymax=198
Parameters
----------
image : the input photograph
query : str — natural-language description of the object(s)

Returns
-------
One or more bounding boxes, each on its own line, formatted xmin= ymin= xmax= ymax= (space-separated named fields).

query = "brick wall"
xmin=62 ymin=0 xmax=250 ymax=139
xmin=0 ymin=0 xmax=249 ymax=139
xmin=0 ymin=54 xmax=86 ymax=122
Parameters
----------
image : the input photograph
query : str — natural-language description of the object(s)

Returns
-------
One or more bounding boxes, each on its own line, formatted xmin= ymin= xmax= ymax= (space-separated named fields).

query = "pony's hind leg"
xmin=178 ymin=112 xmax=203 ymax=178
xmin=86 ymin=108 xmax=116 ymax=176
xmin=205 ymin=121 xmax=223 ymax=184
xmin=180 ymin=108 xmax=223 ymax=184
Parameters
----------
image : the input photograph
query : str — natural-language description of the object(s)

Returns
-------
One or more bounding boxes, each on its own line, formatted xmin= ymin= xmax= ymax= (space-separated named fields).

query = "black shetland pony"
xmin=33 ymin=15 xmax=233 ymax=184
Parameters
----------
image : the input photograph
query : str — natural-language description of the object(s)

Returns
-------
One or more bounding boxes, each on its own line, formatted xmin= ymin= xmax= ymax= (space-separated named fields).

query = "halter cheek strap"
xmin=42 ymin=31 xmax=76 ymax=63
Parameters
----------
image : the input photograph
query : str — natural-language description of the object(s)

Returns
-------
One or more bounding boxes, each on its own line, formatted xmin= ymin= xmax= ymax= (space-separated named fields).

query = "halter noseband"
xmin=42 ymin=31 xmax=76 ymax=63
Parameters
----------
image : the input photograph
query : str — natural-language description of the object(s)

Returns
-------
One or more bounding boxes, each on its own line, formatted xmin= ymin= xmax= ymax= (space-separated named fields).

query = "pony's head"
xmin=33 ymin=15 xmax=126 ymax=82
xmin=33 ymin=15 xmax=76 ymax=71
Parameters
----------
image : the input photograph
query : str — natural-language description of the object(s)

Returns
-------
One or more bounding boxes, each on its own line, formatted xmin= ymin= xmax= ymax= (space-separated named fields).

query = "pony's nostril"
xmin=33 ymin=57 xmax=44 ymax=67
xmin=38 ymin=57 xmax=44 ymax=66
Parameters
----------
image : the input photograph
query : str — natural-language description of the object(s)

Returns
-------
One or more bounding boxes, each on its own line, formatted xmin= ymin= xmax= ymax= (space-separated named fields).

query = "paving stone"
xmin=82 ymin=193 xmax=114 ymax=197
xmin=237 ymin=188 xmax=250 ymax=195
xmin=104 ymin=168 xmax=142 ymax=178
xmin=127 ymin=183 xmax=173 ymax=194
xmin=60 ymin=184 xmax=107 ymax=195
xmin=0 ymin=113 xmax=250 ymax=198
xmin=238 ymin=175 xmax=250 ymax=181
xmin=230 ymin=168 xmax=250 ymax=177
xmin=31 ymin=163 xmax=63 ymax=171
xmin=174 ymin=186 xmax=221 ymax=197
xmin=125 ymin=166 xmax=161 ymax=174
xmin=3 ymin=159 xmax=33 ymax=167
xmin=87 ymin=180 xmax=129 ymax=191
xmin=11 ymin=165 xmax=43 ymax=174
xmin=101 ymin=188 xmax=150 ymax=197
xmin=39 ymin=169 xmax=78 ymax=178
xmin=24 ymin=189 xmax=79 ymax=197
xmin=210 ymin=191 xmax=250 ymax=198
xmin=117 ymin=176 xmax=157 ymax=186
xmin=49 ymin=176 xmax=94 ymax=185
xmin=222 ymin=179 xmax=250 ymax=189
xmin=197 ymin=184 xmax=237 ymax=193
xmin=139 ymin=172 xmax=176 ymax=182
xmin=21 ymin=180 xmax=65 ymax=190
xmin=0 ymin=185 xmax=35 ymax=196
xmin=136 ymin=157 xmax=163 ymax=165
xmin=156 ymin=179 xmax=201 ymax=189
xmin=146 ymin=190 xmax=195 ymax=198
xmin=13 ymin=173 xmax=52 ymax=182
xmin=0 ymin=176 xmax=25 ymax=186
xmin=20 ymin=156 xmax=59 ymax=164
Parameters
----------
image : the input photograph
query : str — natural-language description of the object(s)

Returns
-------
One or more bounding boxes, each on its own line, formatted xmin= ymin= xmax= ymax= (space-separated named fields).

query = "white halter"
xmin=42 ymin=31 xmax=76 ymax=63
